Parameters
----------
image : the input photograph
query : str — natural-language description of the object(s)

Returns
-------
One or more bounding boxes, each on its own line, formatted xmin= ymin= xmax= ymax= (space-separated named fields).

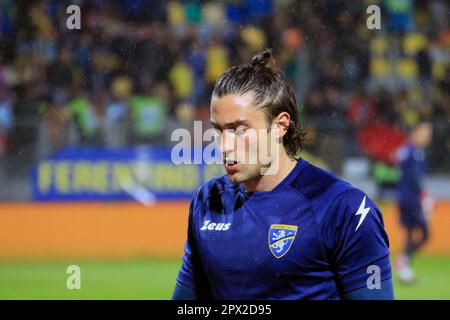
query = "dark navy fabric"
xmin=397 ymin=143 xmax=426 ymax=228
xmin=175 ymin=159 xmax=392 ymax=299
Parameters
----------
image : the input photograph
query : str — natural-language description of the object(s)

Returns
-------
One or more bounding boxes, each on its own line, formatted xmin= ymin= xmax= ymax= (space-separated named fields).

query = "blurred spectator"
xmin=0 ymin=0 xmax=447 ymax=177
xmin=70 ymin=88 xmax=104 ymax=145
xmin=107 ymin=75 xmax=132 ymax=129
xmin=130 ymin=83 xmax=167 ymax=144
xmin=0 ymin=96 xmax=13 ymax=157
xmin=383 ymin=0 xmax=414 ymax=34
xmin=346 ymin=90 xmax=378 ymax=128
xmin=40 ymin=96 xmax=70 ymax=156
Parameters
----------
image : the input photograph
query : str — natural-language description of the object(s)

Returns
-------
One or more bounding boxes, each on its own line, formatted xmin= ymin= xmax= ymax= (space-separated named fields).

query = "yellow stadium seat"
xmin=169 ymin=62 xmax=194 ymax=99
xmin=370 ymin=36 xmax=389 ymax=56
xmin=432 ymin=62 xmax=448 ymax=80
xmin=168 ymin=2 xmax=185 ymax=26
xmin=205 ymin=45 xmax=229 ymax=83
xmin=370 ymin=58 xmax=391 ymax=77
xmin=403 ymin=109 xmax=420 ymax=128
xmin=240 ymin=27 xmax=267 ymax=51
xmin=408 ymin=87 xmax=422 ymax=103
xmin=397 ymin=58 xmax=418 ymax=78
xmin=203 ymin=3 xmax=226 ymax=28
xmin=403 ymin=33 xmax=428 ymax=55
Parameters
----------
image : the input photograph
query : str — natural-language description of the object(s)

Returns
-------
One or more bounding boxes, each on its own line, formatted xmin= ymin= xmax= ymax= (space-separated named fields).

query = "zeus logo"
xmin=200 ymin=220 xmax=231 ymax=231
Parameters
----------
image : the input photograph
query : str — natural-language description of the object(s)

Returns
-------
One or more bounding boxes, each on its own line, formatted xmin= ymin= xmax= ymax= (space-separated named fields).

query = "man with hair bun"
xmin=173 ymin=49 xmax=394 ymax=300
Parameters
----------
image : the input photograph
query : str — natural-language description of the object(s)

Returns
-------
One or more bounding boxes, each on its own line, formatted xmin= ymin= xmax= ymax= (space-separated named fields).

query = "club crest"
xmin=268 ymin=224 xmax=298 ymax=258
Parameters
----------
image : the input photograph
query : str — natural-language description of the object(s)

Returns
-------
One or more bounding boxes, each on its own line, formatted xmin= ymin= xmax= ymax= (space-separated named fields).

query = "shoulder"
xmin=292 ymin=163 xmax=390 ymax=268
xmin=397 ymin=143 xmax=424 ymax=163
xmin=290 ymin=159 xmax=380 ymax=228
xmin=396 ymin=144 xmax=411 ymax=163
xmin=290 ymin=159 xmax=355 ymax=216
xmin=189 ymin=174 xmax=238 ymax=213
xmin=397 ymin=144 xmax=425 ymax=164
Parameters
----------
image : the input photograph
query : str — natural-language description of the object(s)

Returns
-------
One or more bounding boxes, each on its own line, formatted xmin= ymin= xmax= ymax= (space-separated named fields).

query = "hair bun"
xmin=250 ymin=48 xmax=273 ymax=68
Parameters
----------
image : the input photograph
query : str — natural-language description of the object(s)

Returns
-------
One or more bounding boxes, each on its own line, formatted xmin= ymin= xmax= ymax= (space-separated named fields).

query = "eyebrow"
xmin=209 ymin=119 xmax=249 ymax=130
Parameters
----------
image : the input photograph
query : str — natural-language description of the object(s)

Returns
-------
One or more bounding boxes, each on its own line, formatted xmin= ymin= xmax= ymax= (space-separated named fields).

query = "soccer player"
xmin=172 ymin=49 xmax=394 ymax=300
xmin=395 ymin=120 xmax=433 ymax=284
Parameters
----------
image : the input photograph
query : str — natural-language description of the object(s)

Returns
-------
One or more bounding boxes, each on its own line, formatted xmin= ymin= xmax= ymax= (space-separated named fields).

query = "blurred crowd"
xmin=0 ymin=0 xmax=449 ymax=174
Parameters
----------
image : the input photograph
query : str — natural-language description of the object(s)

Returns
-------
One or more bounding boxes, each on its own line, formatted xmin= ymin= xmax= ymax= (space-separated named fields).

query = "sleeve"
xmin=173 ymin=191 xmax=213 ymax=300
xmin=344 ymin=278 xmax=394 ymax=300
xmin=322 ymin=189 xmax=392 ymax=295
xmin=172 ymin=281 xmax=197 ymax=300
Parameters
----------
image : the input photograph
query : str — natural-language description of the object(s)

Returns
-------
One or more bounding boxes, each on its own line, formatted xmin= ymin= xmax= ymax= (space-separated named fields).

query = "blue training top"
xmin=397 ymin=142 xmax=426 ymax=207
xmin=175 ymin=159 xmax=392 ymax=299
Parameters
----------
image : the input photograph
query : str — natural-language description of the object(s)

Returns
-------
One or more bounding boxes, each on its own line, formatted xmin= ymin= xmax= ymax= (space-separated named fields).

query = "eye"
xmin=235 ymin=126 xmax=247 ymax=136
xmin=212 ymin=128 xmax=222 ymax=141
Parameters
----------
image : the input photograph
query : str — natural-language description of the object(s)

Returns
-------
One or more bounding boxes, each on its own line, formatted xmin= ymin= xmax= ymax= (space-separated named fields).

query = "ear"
xmin=273 ymin=112 xmax=291 ymax=139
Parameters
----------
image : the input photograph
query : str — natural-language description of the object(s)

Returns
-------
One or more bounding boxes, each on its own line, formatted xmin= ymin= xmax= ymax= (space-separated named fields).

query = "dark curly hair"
xmin=212 ymin=48 xmax=306 ymax=158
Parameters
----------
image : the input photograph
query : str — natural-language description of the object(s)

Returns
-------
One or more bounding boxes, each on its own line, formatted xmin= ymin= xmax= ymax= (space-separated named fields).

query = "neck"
xmin=410 ymin=138 xmax=422 ymax=149
xmin=243 ymin=151 xmax=298 ymax=192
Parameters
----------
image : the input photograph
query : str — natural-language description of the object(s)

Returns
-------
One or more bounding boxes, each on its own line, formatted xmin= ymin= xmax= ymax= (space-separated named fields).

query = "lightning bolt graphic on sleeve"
xmin=355 ymin=196 xmax=371 ymax=232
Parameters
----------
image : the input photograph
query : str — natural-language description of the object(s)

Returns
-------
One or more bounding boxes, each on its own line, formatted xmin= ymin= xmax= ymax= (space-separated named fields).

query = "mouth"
xmin=224 ymin=160 xmax=239 ymax=173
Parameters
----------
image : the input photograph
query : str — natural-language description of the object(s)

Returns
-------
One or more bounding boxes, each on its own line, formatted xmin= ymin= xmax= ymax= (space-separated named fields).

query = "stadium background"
xmin=0 ymin=0 xmax=449 ymax=299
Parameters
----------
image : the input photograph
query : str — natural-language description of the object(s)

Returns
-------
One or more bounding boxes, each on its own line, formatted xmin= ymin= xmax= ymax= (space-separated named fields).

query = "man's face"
xmin=414 ymin=122 xmax=433 ymax=148
xmin=210 ymin=92 xmax=276 ymax=185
